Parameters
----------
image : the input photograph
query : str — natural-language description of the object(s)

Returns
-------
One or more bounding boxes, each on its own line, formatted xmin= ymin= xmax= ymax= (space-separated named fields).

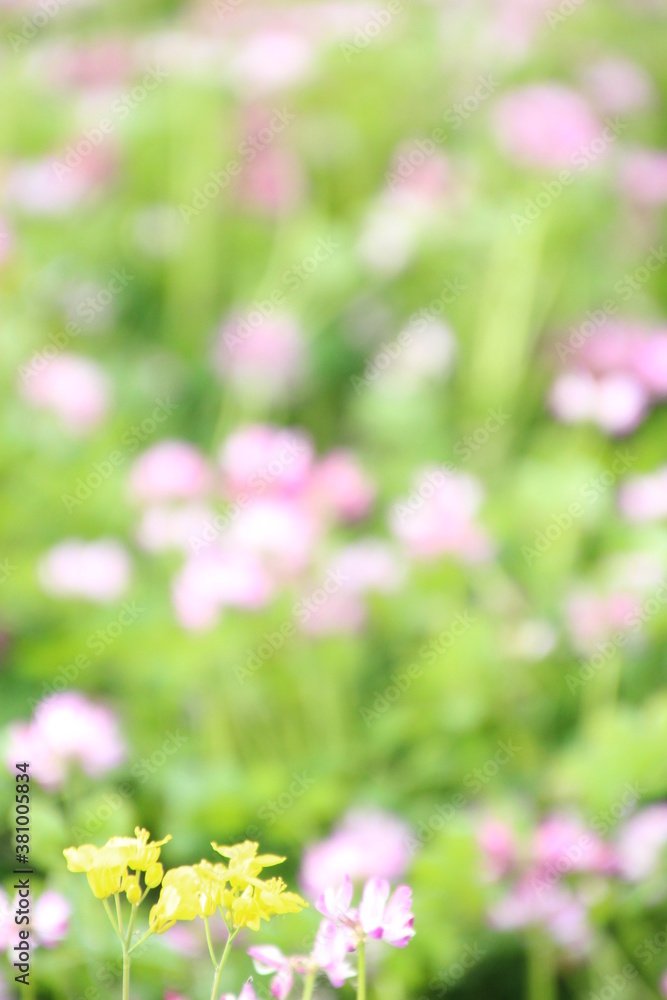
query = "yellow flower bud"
xmin=124 ymin=875 xmax=142 ymax=905
xmin=145 ymin=862 xmax=164 ymax=888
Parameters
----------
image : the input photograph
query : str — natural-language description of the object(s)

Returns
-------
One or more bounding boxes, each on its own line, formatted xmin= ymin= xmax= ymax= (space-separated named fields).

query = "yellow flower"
xmin=63 ymin=828 xmax=172 ymax=900
xmin=256 ymin=877 xmax=307 ymax=917
xmin=149 ymin=866 xmax=217 ymax=933
xmin=145 ymin=862 xmax=164 ymax=889
xmin=211 ymin=841 xmax=285 ymax=889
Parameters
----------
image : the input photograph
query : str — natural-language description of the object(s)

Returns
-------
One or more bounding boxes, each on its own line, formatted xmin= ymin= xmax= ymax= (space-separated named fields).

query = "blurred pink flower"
xmin=222 ymin=986 xmax=257 ymax=1000
xmin=237 ymin=146 xmax=304 ymax=215
xmin=0 ymin=215 xmax=14 ymax=266
xmin=565 ymin=588 xmax=640 ymax=652
xmin=38 ymin=539 xmax=131 ymax=603
xmin=583 ymin=57 xmax=654 ymax=116
xmin=533 ymin=815 xmax=617 ymax=876
xmin=477 ymin=819 xmax=517 ymax=882
xmin=228 ymin=497 xmax=320 ymax=577
xmin=5 ymin=149 xmax=115 ymax=215
xmin=489 ymin=879 xmax=592 ymax=955
xmin=328 ymin=541 xmax=405 ymax=595
xmin=249 ymin=920 xmax=354 ymax=998
xmin=32 ymin=891 xmax=71 ymax=947
xmin=389 ymin=469 xmax=493 ymax=563
xmin=300 ymin=809 xmax=413 ymax=895
xmin=310 ymin=451 xmax=375 ymax=522
xmin=492 ymin=85 xmax=601 ymax=170
xmin=633 ymin=333 xmax=667 ymax=395
xmin=615 ymin=805 xmax=667 ymax=880
xmin=219 ymin=425 xmax=313 ymax=499
xmin=20 ymin=353 xmax=111 ymax=433
xmin=316 ymin=876 xmax=415 ymax=948
xmin=172 ymin=547 xmax=272 ymax=630
xmin=549 ymin=370 xmax=648 ymax=435
xmin=5 ymin=693 xmax=125 ymax=790
xmin=229 ymin=31 xmax=314 ymax=94
xmin=619 ymin=467 xmax=667 ymax=522
xmin=128 ymin=441 xmax=211 ymax=503
xmin=214 ymin=315 xmax=307 ymax=402
xmin=136 ymin=503 xmax=214 ymax=553
xmin=618 ymin=149 xmax=667 ymax=206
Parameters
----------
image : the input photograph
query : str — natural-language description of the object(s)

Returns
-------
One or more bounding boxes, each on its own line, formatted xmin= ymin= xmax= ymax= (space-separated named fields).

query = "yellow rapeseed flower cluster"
xmin=149 ymin=840 xmax=307 ymax=932
xmin=64 ymin=827 xmax=170 ymax=901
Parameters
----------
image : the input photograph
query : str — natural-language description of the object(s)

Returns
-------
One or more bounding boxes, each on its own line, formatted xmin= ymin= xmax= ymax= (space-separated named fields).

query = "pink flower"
xmin=310 ymin=451 xmax=375 ymax=522
xmin=249 ymin=920 xmax=354 ymax=999
xmin=492 ymin=85 xmax=601 ymax=170
xmin=5 ymin=693 xmax=125 ymax=790
xmin=533 ymin=815 xmax=617 ymax=876
xmin=328 ymin=542 xmax=405 ymax=595
xmin=33 ymin=891 xmax=70 ymax=947
xmin=619 ymin=467 xmax=667 ymax=522
xmin=316 ymin=876 xmax=415 ymax=949
xmin=172 ymin=548 xmax=272 ymax=630
xmin=214 ymin=315 xmax=306 ymax=403
xmin=38 ymin=539 xmax=131 ymax=603
xmin=564 ymin=588 xmax=640 ymax=653
xmin=228 ymin=497 xmax=320 ymax=577
xmin=6 ymin=149 xmax=115 ymax=215
xmin=489 ymin=879 xmax=592 ymax=956
xmin=389 ymin=470 xmax=493 ymax=563
xmin=20 ymin=353 xmax=111 ymax=433
xmin=477 ymin=819 xmax=517 ymax=882
xmin=633 ymin=333 xmax=667 ymax=395
xmin=615 ymin=805 xmax=667 ymax=880
xmin=660 ymin=970 xmax=667 ymax=998
xmin=618 ymin=149 xmax=667 ymax=206
xmin=229 ymin=31 xmax=314 ymax=94
xmin=136 ymin=503 xmax=215 ymax=553
xmin=237 ymin=146 xmax=304 ymax=216
xmin=219 ymin=425 xmax=313 ymax=499
xmin=128 ymin=441 xmax=211 ymax=503
xmin=583 ymin=58 xmax=654 ymax=116
xmin=300 ymin=809 xmax=413 ymax=895
xmin=549 ymin=370 xmax=648 ymax=435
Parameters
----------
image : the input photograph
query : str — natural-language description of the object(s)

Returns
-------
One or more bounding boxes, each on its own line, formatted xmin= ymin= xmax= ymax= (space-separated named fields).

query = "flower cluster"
xmin=64 ymin=827 xmax=170 ymax=900
xmin=149 ymin=841 xmax=306 ymax=932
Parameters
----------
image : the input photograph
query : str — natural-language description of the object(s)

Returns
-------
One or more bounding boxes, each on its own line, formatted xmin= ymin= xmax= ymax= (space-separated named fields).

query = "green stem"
xmin=526 ymin=931 xmax=556 ymax=1000
xmin=122 ymin=946 xmax=130 ymax=1000
xmin=128 ymin=925 xmax=154 ymax=954
xmin=209 ymin=928 xmax=238 ymax=1000
xmin=115 ymin=893 xmax=125 ymax=938
xmin=102 ymin=898 xmax=124 ymax=944
xmin=205 ymin=916 xmax=219 ymax=967
xmin=301 ymin=970 xmax=316 ymax=1000
xmin=125 ymin=904 xmax=138 ymax=950
xmin=357 ymin=939 xmax=366 ymax=1000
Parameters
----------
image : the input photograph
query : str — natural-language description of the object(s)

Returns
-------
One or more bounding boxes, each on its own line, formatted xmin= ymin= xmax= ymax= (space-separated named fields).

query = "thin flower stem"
xmin=301 ymin=970 xmax=316 ymax=1000
xmin=115 ymin=893 xmax=125 ymax=938
xmin=122 ymin=946 xmax=130 ymax=1000
xmin=204 ymin=916 xmax=219 ymax=968
xmin=128 ymin=926 xmax=154 ymax=954
xmin=357 ymin=939 xmax=366 ymax=1000
xmin=209 ymin=928 xmax=238 ymax=1000
xmin=102 ymin=898 xmax=124 ymax=944
xmin=125 ymin=904 xmax=138 ymax=950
